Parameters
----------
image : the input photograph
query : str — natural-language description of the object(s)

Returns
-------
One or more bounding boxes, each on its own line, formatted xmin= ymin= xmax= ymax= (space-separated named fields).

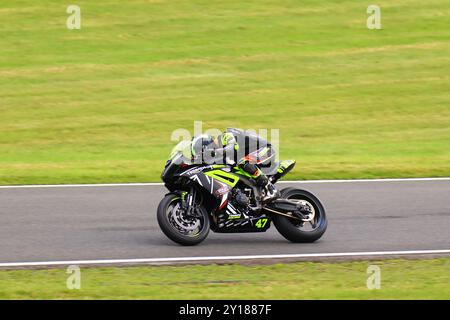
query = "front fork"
xmin=180 ymin=187 xmax=201 ymax=218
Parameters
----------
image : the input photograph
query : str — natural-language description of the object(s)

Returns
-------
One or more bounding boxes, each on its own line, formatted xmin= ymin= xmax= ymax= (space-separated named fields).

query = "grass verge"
xmin=0 ymin=258 xmax=449 ymax=299
xmin=1 ymin=0 xmax=449 ymax=184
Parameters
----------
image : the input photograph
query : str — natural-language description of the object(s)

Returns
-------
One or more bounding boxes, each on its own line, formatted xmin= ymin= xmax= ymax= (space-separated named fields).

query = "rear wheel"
xmin=273 ymin=188 xmax=327 ymax=243
xmin=157 ymin=194 xmax=210 ymax=246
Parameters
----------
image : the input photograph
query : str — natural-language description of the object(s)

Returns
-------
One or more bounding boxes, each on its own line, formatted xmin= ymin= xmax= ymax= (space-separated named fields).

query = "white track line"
xmin=0 ymin=182 xmax=163 ymax=189
xmin=1 ymin=249 xmax=449 ymax=268
xmin=1 ymin=177 xmax=449 ymax=189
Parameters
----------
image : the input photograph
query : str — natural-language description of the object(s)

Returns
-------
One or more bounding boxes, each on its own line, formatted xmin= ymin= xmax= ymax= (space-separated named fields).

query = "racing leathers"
xmin=211 ymin=131 xmax=277 ymax=201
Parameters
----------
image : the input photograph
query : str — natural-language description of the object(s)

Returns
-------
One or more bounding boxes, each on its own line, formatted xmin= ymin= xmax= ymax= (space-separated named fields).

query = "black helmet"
xmin=191 ymin=134 xmax=215 ymax=159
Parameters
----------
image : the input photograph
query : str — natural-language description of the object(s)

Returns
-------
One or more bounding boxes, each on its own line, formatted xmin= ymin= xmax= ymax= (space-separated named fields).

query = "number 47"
xmin=255 ymin=218 xmax=268 ymax=228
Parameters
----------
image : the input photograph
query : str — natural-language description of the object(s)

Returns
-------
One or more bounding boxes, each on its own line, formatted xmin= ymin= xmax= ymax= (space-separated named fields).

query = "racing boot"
xmin=255 ymin=174 xmax=278 ymax=202
xmin=263 ymin=181 xmax=279 ymax=202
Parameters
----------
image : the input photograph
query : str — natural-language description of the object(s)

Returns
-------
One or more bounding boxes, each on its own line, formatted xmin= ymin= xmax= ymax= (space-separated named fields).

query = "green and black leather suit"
xmin=211 ymin=131 xmax=270 ymax=188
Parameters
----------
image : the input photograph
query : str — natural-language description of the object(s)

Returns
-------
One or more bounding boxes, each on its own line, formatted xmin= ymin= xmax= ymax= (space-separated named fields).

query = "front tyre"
xmin=273 ymin=188 xmax=327 ymax=243
xmin=157 ymin=194 xmax=210 ymax=246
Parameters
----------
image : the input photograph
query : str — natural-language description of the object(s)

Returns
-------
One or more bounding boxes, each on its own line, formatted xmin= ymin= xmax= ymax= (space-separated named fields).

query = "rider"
xmin=191 ymin=130 xmax=278 ymax=201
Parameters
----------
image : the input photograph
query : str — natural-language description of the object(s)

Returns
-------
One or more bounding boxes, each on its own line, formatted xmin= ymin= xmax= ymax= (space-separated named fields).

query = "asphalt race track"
xmin=0 ymin=180 xmax=449 ymax=265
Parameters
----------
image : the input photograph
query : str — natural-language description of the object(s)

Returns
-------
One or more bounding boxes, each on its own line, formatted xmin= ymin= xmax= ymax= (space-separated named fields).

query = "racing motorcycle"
xmin=157 ymin=130 xmax=327 ymax=245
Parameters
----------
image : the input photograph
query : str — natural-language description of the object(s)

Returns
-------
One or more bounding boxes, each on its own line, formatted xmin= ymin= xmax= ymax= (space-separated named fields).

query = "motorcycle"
xmin=157 ymin=131 xmax=327 ymax=246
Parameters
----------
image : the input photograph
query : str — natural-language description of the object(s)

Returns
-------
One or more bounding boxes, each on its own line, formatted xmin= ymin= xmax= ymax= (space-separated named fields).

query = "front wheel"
xmin=273 ymin=188 xmax=327 ymax=243
xmin=157 ymin=194 xmax=210 ymax=246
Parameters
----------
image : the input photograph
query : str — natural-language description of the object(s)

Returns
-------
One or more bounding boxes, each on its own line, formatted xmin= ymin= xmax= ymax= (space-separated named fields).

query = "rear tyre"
xmin=157 ymin=194 xmax=210 ymax=246
xmin=273 ymin=188 xmax=327 ymax=243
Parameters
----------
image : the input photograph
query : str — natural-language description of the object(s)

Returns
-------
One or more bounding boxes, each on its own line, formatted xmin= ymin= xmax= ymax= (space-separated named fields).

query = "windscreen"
xmin=169 ymin=140 xmax=192 ymax=163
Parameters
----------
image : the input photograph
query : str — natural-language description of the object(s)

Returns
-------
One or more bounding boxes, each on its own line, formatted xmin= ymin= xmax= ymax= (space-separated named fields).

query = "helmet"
xmin=191 ymin=134 xmax=215 ymax=159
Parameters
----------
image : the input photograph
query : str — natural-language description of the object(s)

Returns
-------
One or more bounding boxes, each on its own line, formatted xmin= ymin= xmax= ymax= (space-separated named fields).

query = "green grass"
xmin=0 ymin=258 xmax=449 ymax=299
xmin=1 ymin=0 xmax=449 ymax=184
